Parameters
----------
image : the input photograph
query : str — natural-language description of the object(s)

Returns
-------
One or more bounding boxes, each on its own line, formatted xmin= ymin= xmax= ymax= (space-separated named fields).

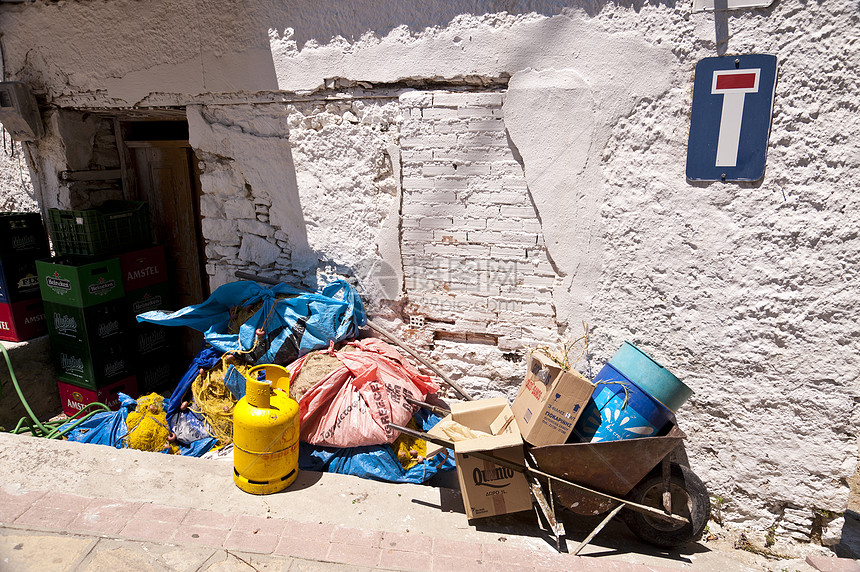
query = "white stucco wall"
xmin=0 ymin=0 xmax=857 ymax=545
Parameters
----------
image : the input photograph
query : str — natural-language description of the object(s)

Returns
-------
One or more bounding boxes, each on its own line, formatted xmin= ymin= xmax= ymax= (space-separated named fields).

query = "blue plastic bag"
xmin=298 ymin=409 xmax=456 ymax=484
xmin=138 ymin=280 xmax=366 ymax=366
xmin=59 ymin=393 xmax=136 ymax=448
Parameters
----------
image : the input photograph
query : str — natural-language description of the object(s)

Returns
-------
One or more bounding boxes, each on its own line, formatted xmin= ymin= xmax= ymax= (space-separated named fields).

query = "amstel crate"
xmin=0 ymin=212 xmax=49 ymax=259
xmin=43 ymin=300 xmax=128 ymax=348
xmin=117 ymin=245 xmax=168 ymax=292
xmin=48 ymin=201 xmax=152 ymax=257
xmin=36 ymin=256 xmax=124 ymax=308
xmin=0 ymin=255 xmax=41 ymax=303
xmin=51 ymin=338 xmax=132 ymax=389
xmin=57 ymin=376 xmax=138 ymax=418
xmin=0 ymin=299 xmax=46 ymax=342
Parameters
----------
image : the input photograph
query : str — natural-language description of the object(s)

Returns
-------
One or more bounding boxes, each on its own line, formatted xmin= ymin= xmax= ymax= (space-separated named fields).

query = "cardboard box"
xmin=57 ymin=376 xmax=138 ymax=417
xmin=427 ymin=397 xmax=533 ymax=520
xmin=511 ymin=351 xmax=595 ymax=446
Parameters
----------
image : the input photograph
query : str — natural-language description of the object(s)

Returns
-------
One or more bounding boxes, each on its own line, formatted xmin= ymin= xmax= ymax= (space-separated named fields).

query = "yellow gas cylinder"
xmin=232 ymin=364 xmax=300 ymax=495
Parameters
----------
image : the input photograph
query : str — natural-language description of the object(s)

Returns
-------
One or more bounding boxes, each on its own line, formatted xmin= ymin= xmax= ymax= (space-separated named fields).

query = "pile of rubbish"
xmin=59 ymin=278 xmax=455 ymax=484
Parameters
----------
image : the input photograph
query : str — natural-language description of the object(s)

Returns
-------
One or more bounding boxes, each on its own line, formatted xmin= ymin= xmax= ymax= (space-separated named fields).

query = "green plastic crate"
xmin=48 ymin=201 xmax=152 ymax=257
xmin=36 ymin=256 xmax=125 ymax=308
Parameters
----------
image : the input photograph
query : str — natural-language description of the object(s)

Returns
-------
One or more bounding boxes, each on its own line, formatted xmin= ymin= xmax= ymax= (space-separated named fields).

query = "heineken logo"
xmin=133 ymin=294 xmax=162 ymax=313
xmin=88 ymin=278 xmax=116 ymax=295
xmin=46 ymin=274 xmax=72 ymax=292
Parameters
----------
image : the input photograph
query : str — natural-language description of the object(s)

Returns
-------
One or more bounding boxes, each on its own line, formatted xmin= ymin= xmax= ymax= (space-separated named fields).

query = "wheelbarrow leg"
xmin=572 ymin=503 xmax=625 ymax=556
xmin=525 ymin=451 xmax=565 ymax=552
xmin=662 ymin=457 xmax=673 ymax=514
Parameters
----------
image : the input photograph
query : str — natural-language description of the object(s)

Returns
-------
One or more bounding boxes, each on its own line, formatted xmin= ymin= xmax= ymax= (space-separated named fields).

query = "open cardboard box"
xmin=427 ymin=397 xmax=533 ymax=520
xmin=511 ymin=351 xmax=595 ymax=446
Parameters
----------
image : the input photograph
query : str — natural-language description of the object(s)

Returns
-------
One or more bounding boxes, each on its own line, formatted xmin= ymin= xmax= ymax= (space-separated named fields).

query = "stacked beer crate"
xmin=36 ymin=201 xmax=176 ymax=415
xmin=0 ymin=213 xmax=49 ymax=342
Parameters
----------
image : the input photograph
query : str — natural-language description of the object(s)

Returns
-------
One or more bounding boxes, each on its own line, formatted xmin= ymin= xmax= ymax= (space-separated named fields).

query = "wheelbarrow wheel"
xmin=620 ymin=462 xmax=710 ymax=548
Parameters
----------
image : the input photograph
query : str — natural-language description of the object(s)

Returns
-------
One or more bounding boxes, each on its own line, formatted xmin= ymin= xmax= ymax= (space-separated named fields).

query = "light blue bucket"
xmin=570 ymin=363 xmax=674 ymax=443
xmin=608 ymin=342 xmax=693 ymax=412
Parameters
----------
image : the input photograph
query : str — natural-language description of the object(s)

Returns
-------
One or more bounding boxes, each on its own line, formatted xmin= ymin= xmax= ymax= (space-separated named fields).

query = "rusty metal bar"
xmin=572 ymin=503 xmax=625 ymax=556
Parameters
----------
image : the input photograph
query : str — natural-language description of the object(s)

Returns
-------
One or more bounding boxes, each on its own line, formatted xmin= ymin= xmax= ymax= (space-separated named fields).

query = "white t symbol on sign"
xmin=711 ymin=69 xmax=761 ymax=167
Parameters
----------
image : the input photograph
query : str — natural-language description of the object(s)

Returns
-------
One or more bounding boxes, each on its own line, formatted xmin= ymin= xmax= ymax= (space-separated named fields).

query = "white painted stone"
xmin=201 ymin=218 xmax=238 ymax=244
xmin=239 ymin=234 xmax=280 ymax=267
xmin=224 ymin=198 xmax=256 ymax=220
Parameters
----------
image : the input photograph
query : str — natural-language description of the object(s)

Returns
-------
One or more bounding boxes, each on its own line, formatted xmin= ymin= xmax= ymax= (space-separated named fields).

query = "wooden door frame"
xmin=113 ymin=115 xmax=210 ymax=301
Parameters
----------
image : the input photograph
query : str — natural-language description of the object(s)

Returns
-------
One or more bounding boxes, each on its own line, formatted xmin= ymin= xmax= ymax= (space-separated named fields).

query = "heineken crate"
xmin=57 ymin=376 xmax=138 ymax=417
xmin=136 ymin=349 xmax=178 ymax=394
xmin=132 ymin=322 xmax=173 ymax=361
xmin=118 ymin=245 xmax=168 ymax=292
xmin=48 ymin=201 xmax=152 ymax=257
xmin=43 ymin=300 xmax=128 ymax=348
xmin=36 ymin=256 xmax=124 ymax=308
xmin=0 ymin=255 xmax=41 ymax=303
xmin=0 ymin=212 xmax=49 ymax=259
xmin=51 ymin=338 xmax=132 ymax=389
xmin=0 ymin=299 xmax=46 ymax=342
xmin=126 ymin=281 xmax=172 ymax=322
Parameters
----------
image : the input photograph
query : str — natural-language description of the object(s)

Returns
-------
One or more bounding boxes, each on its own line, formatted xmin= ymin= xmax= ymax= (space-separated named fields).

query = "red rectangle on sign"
xmin=716 ymin=73 xmax=757 ymax=90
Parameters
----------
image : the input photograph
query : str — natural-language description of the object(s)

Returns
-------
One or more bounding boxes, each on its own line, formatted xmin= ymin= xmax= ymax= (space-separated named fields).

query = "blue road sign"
xmin=686 ymin=54 xmax=778 ymax=182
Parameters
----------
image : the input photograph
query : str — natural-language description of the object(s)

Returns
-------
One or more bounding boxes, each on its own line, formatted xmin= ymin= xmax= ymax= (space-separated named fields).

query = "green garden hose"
xmin=1 ymin=342 xmax=110 ymax=439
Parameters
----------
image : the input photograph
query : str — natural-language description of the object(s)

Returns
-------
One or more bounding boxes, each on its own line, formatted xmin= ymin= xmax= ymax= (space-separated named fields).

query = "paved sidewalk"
xmin=0 ymin=431 xmax=829 ymax=572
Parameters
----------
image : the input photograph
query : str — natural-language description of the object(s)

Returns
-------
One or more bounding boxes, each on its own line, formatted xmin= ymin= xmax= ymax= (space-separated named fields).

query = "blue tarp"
xmin=59 ymin=393 xmax=136 ymax=448
xmin=298 ymin=409 xmax=456 ymax=484
xmin=137 ymin=280 xmax=366 ymax=366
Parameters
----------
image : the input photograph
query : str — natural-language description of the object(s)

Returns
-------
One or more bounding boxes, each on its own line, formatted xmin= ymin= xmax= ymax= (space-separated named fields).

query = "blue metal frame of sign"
xmin=686 ymin=54 xmax=778 ymax=182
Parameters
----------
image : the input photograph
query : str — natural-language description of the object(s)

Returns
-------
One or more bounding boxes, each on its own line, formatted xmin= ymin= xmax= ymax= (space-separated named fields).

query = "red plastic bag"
xmin=291 ymin=338 xmax=439 ymax=447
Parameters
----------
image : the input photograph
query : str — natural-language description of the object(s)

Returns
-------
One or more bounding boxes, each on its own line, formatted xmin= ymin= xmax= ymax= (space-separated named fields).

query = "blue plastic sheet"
xmin=137 ymin=280 xmax=366 ymax=366
xmin=223 ymin=364 xmax=247 ymax=400
xmin=165 ymin=346 xmax=222 ymax=425
xmin=59 ymin=393 xmax=136 ymax=448
xmin=298 ymin=409 xmax=456 ymax=484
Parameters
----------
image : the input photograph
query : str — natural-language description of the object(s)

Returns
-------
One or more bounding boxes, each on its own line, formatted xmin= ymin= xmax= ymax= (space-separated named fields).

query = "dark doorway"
xmin=119 ymin=118 xmax=208 ymax=361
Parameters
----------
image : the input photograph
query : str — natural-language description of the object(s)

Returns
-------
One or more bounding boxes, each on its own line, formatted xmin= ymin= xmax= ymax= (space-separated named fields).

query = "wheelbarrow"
xmin=391 ymin=400 xmax=710 ymax=555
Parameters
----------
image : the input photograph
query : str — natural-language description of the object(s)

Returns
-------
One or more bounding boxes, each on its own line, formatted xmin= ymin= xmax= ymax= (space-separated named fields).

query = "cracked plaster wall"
xmin=0 ymin=0 xmax=858 ymax=543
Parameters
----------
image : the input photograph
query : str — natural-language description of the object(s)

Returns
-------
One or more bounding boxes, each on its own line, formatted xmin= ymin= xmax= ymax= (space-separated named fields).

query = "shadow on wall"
xmin=269 ymin=0 xmax=681 ymax=50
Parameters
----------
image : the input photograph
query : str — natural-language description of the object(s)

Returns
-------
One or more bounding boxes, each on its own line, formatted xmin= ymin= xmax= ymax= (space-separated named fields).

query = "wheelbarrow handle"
xmin=405 ymin=396 xmax=451 ymax=417
xmin=388 ymin=423 xmax=689 ymax=526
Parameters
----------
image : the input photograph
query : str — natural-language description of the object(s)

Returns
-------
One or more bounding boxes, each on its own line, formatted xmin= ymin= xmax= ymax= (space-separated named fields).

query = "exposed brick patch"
xmin=399 ymin=89 xmax=559 ymax=353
